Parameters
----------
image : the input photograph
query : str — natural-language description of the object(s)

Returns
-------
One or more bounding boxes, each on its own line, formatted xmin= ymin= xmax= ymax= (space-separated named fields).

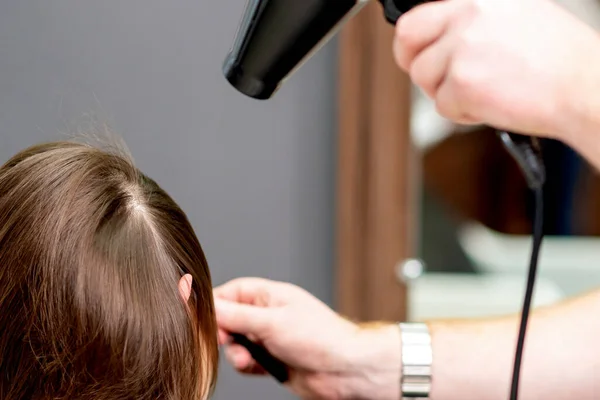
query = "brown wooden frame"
xmin=335 ymin=2 xmax=417 ymax=322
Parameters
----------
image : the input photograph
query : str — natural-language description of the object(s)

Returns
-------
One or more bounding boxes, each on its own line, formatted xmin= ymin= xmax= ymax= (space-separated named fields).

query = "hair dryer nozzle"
xmin=223 ymin=0 xmax=367 ymax=100
xmin=223 ymin=53 xmax=277 ymax=100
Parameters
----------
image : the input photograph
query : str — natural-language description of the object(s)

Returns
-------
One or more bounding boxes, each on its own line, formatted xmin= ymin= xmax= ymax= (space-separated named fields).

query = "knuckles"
xmin=448 ymin=59 xmax=477 ymax=97
xmin=446 ymin=29 xmax=490 ymax=103
xmin=409 ymin=63 xmax=432 ymax=97
xmin=394 ymin=17 xmax=414 ymax=47
xmin=433 ymin=57 xmax=487 ymax=121
xmin=434 ymin=97 xmax=456 ymax=121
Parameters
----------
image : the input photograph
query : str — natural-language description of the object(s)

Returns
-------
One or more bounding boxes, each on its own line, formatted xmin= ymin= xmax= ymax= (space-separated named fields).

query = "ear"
xmin=178 ymin=274 xmax=193 ymax=303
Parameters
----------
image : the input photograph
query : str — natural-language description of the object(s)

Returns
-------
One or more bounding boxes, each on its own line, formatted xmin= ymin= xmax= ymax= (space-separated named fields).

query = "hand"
xmin=393 ymin=0 xmax=600 ymax=142
xmin=214 ymin=278 xmax=401 ymax=400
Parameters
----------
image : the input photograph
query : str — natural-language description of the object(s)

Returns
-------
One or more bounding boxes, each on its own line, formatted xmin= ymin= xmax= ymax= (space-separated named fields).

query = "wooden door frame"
xmin=335 ymin=2 xmax=417 ymax=322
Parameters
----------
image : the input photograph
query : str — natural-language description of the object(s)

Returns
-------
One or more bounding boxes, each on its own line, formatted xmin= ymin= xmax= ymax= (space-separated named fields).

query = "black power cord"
xmin=510 ymin=188 xmax=544 ymax=400
xmin=497 ymin=131 xmax=546 ymax=400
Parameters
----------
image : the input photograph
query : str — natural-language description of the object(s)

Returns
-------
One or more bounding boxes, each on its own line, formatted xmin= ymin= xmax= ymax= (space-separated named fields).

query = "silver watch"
xmin=399 ymin=323 xmax=432 ymax=399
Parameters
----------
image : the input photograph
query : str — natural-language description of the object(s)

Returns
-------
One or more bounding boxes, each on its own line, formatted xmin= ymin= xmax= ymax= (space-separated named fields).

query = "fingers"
xmin=394 ymin=0 xmax=463 ymax=72
xmin=214 ymin=298 xmax=274 ymax=336
xmin=224 ymin=344 xmax=267 ymax=375
xmin=217 ymin=328 xmax=230 ymax=346
xmin=214 ymin=277 xmax=289 ymax=307
xmin=435 ymin=77 xmax=478 ymax=125
xmin=409 ymin=30 xmax=456 ymax=98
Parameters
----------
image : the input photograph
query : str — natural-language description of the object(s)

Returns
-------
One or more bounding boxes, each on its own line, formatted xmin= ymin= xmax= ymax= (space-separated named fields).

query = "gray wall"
xmin=0 ymin=1 xmax=337 ymax=399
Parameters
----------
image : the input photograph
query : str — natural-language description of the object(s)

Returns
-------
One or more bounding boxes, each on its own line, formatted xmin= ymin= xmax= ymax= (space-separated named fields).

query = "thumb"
xmin=214 ymin=298 xmax=274 ymax=337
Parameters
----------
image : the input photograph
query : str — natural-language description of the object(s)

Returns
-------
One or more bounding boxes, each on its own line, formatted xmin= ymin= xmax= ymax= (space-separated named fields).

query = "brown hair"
xmin=0 ymin=140 xmax=218 ymax=399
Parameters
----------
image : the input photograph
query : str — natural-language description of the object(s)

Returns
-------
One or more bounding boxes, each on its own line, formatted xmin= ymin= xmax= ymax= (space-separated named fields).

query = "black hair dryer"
xmin=223 ymin=0 xmax=423 ymax=100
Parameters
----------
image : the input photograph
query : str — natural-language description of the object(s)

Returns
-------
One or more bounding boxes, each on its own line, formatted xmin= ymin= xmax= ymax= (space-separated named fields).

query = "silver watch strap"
xmin=399 ymin=322 xmax=432 ymax=399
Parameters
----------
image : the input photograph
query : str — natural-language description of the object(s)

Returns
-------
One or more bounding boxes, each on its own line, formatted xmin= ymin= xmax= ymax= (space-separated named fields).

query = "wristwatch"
xmin=399 ymin=323 xmax=432 ymax=399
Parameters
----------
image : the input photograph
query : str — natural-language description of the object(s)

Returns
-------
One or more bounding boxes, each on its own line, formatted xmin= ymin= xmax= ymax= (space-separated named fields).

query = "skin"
xmin=215 ymin=279 xmax=600 ymax=400
xmin=214 ymin=278 xmax=402 ymax=400
xmin=214 ymin=1 xmax=600 ymax=398
xmin=178 ymin=274 xmax=192 ymax=303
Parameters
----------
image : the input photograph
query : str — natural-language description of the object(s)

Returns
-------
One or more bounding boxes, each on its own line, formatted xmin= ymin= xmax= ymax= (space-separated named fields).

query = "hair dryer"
xmin=222 ymin=2 xmax=545 ymax=399
xmin=223 ymin=0 xmax=424 ymax=100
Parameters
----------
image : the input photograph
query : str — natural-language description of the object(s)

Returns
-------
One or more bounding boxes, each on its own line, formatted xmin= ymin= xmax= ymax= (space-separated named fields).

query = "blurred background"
xmin=1 ymin=1 xmax=600 ymax=399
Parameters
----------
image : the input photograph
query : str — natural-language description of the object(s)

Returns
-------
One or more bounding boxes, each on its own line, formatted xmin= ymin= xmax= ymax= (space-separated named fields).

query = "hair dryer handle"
xmin=229 ymin=333 xmax=289 ymax=384
xmin=377 ymin=0 xmax=428 ymax=24
xmin=378 ymin=0 xmax=403 ymax=24
xmin=497 ymin=131 xmax=546 ymax=190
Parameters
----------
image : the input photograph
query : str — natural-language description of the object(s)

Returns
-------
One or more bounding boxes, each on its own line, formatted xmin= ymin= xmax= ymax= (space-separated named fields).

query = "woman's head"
xmin=0 ymin=141 xmax=218 ymax=399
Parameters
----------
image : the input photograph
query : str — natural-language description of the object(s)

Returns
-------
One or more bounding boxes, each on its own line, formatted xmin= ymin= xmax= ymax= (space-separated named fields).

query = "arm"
xmin=215 ymin=278 xmax=600 ymax=400
xmin=354 ymin=290 xmax=600 ymax=400
xmin=431 ymin=290 xmax=600 ymax=400
xmin=562 ymin=59 xmax=600 ymax=171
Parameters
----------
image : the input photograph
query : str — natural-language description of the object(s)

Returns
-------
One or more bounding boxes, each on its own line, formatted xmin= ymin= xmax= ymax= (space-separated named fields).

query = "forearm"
xmin=349 ymin=322 xmax=402 ymax=400
xmin=429 ymin=289 xmax=600 ymax=400
xmin=560 ymin=50 xmax=600 ymax=171
xmin=350 ymin=290 xmax=600 ymax=400
xmin=562 ymin=112 xmax=600 ymax=172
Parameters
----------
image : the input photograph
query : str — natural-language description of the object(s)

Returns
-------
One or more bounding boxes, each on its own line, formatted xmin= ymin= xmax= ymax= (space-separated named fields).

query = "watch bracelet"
xmin=399 ymin=322 xmax=432 ymax=399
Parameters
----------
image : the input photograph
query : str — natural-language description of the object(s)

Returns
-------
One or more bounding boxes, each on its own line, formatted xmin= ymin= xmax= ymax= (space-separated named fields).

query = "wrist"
xmin=558 ymin=40 xmax=600 ymax=161
xmin=345 ymin=322 xmax=402 ymax=400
